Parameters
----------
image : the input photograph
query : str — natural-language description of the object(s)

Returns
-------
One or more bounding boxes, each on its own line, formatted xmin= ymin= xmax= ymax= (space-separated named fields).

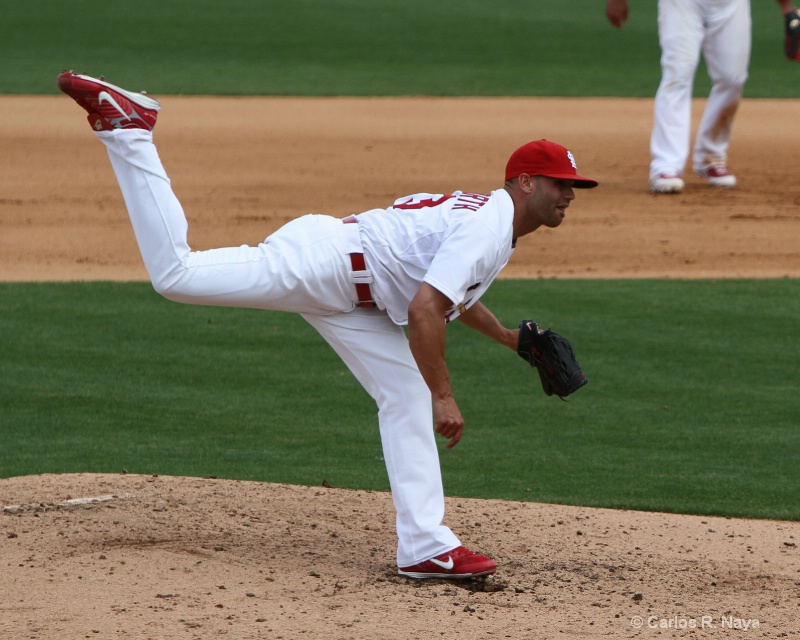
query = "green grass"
xmin=2 ymin=280 xmax=798 ymax=520
xmin=0 ymin=282 xmax=385 ymax=487
xmin=3 ymin=0 xmax=800 ymax=97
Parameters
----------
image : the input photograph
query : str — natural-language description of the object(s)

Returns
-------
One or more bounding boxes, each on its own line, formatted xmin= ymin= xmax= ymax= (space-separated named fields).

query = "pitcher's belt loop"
xmin=342 ymin=216 xmax=376 ymax=308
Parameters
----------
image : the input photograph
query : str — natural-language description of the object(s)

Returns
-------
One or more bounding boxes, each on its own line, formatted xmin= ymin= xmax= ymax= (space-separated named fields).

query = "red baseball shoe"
xmin=695 ymin=161 xmax=737 ymax=188
xmin=57 ymin=71 xmax=161 ymax=132
xmin=398 ymin=546 xmax=496 ymax=580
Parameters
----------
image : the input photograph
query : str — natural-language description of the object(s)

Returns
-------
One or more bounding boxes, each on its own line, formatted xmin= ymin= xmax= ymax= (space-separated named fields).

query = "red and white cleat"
xmin=695 ymin=161 xmax=737 ymax=188
xmin=650 ymin=172 xmax=685 ymax=194
xmin=398 ymin=546 xmax=497 ymax=580
xmin=57 ymin=71 xmax=161 ymax=132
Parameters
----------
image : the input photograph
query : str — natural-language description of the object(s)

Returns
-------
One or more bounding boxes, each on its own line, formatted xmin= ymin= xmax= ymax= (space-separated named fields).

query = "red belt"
xmin=343 ymin=216 xmax=376 ymax=308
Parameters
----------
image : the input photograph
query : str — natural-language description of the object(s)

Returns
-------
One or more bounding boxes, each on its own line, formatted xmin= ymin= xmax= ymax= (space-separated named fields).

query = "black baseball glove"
xmin=517 ymin=321 xmax=588 ymax=398
xmin=786 ymin=8 xmax=800 ymax=60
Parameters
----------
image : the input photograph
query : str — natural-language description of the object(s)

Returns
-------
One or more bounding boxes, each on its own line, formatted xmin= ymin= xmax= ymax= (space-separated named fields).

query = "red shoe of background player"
xmin=695 ymin=161 xmax=737 ymax=188
xmin=398 ymin=546 xmax=497 ymax=580
xmin=57 ymin=71 xmax=161 ymax=132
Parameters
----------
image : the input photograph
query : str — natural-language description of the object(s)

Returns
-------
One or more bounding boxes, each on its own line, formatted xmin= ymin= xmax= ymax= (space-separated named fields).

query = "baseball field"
xmin=2 ymin=2 xmax=800 ymax=638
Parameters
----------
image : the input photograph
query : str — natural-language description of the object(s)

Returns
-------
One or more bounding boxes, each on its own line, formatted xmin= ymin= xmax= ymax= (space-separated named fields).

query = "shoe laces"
xmin=704 ymin=163 xmax=731 ymax=177
xmin=446 ymin=546 xmax=474 ymax=559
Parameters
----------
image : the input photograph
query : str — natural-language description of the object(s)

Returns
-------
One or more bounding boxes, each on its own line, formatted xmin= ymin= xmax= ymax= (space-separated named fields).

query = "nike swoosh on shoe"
xmin=98 ymin=91 xmax=133 ymax=121
xmin=430 ymin=556 xmax=454 ymax=570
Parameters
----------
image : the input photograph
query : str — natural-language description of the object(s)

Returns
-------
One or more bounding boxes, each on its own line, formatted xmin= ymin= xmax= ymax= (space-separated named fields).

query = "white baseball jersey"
xmin=354 ymin=189 xmax=515 ymax=325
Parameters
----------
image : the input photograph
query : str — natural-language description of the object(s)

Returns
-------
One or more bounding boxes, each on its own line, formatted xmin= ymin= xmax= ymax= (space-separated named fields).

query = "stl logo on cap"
xmin=567 ymin=151 xmax=577 ymax=170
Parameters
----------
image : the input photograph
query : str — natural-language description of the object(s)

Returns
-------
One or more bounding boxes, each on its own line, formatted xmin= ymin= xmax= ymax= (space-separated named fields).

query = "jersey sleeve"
xmin=422 ymin=215 xmax=504 ymax=309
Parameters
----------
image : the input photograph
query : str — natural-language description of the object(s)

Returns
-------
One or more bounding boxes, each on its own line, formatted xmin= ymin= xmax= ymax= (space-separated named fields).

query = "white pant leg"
xmin=97 ymin=129 xmax=358 ymax=315
xmin=650 ymin=0 xmax=704 ymax=179
xmin=693 ymin=0 xmax=751 ymax=168
xmin=301 ymin=308 xmax=461 ymax=568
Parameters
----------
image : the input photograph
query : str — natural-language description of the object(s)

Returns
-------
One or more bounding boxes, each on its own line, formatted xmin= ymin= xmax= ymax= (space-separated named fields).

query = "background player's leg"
xmin=693 ymin=0 xmax=751 ymax=168
xmin=302 ymin=309 xmax=462 ymax=568
xmin=650 ymin=0 xmax=704 ymax=180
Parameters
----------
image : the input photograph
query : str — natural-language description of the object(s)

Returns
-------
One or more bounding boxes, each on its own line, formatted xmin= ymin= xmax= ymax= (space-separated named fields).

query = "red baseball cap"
xmin=505 ymin=139 xmax=598 ymax=188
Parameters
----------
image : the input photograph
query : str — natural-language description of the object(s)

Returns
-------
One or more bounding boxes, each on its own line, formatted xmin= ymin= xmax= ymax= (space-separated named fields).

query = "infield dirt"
xmin=1 ymin=97 xmax=799 ymax=639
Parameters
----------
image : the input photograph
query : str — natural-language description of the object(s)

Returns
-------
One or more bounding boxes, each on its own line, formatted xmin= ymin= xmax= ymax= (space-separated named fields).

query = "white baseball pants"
xmin=96 ymin=129 xmax=460 ymax=567
xmin=650 ymin=0 xmax=751 ymax=179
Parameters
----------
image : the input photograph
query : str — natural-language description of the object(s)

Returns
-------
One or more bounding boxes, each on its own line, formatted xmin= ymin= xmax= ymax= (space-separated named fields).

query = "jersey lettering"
xmin=451 ymin=192 xmax=490 ymax=212
xmin=393 ymin=194 xmax=454 ymax=210
xmin=392 ymin=192 xmax=490 ymax=213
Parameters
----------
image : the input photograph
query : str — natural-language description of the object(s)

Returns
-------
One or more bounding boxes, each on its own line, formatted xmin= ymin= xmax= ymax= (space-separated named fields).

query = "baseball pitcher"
xmin=58 ymin=71 xmax=596 ymax=580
